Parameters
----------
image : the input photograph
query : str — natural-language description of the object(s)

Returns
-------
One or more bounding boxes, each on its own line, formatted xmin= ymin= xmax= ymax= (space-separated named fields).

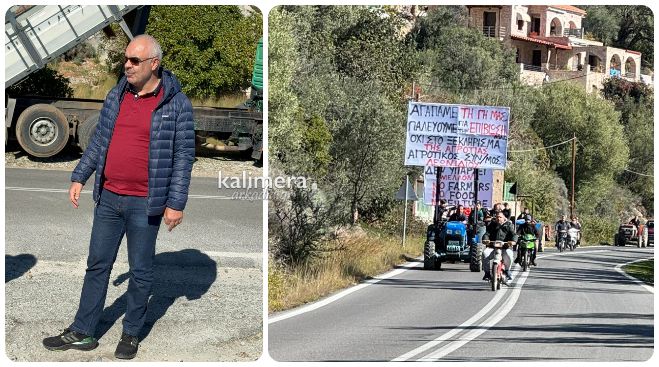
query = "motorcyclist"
xmin=515 ymin=214 xmax=539 ymax=266
xmin=629 ymin=215 xmax=641 ymax=231
xmin=570 ymin=215 xmax=582 ymax=246
xmin=482 ymin=211 xmax=517 ymax=283
xmin=449 ymin=204 xmax=468 ymax=223
xmin=489 ymin=203 xmax=503 ymax=218
xmin=555 ymin=214 xmax=571 ymax=249
xmin=517 ymin=207 xmax=530 ymax=220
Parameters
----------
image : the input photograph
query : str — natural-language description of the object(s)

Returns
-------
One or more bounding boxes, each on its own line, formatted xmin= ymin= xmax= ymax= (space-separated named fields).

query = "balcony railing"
xmin=563 ymin=28 xmax=582 ymax=38
xmin=482 ymin=26 xmax=507 ymax=38
xmin=522 ymin=63 xmax=543 ymax=72
xmin=483 ymin=26 xmax=496 ymax=37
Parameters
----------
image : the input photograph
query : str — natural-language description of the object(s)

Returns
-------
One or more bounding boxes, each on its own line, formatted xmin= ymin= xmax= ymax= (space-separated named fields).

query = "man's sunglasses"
xmin=124 ymin=56 xmax=157 ymax=65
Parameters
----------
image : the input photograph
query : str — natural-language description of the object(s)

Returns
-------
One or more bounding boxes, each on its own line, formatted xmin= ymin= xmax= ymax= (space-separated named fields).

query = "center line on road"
xmin=395 ymin=249 xmax=616 ymax=361
xmin=419 ymin=270 xmax=530 ymax=361
xmin=391 ymin=271 xmax=516 ymax=361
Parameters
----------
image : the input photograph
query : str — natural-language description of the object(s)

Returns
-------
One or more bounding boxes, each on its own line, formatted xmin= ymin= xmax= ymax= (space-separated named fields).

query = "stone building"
xmin=466 ymin=5 xmax=645 ymax=92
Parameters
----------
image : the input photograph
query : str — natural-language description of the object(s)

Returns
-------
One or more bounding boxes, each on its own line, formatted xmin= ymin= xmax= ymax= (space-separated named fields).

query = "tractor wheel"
xmin=469 ymin=243 xmax=482 ymax=272
xmin=424 ymin=241 xmax=434 ymax=270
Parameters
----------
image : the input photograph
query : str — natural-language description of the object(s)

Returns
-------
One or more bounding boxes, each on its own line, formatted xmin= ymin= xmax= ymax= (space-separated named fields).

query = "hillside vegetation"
xmin=268 ymin=6 xmax=654 ymax=310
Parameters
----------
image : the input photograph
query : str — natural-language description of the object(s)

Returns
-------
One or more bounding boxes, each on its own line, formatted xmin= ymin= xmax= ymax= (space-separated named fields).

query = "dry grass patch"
xmin=269 ymin=227 xmax=424 ymax=312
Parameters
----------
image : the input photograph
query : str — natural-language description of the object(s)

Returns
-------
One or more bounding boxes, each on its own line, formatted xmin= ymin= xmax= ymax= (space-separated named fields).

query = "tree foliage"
xmin=146 ymin=5 xmax=262 ymax=98
xmin=410 ymin=7 xmax=519 ymax=93
xmin=269 ymin=5 xmax=654 ymax=268
xmin=602 ymin=78 xmax=654 ymax=213
xmin=531 ymin=83 xmax=628 ymax=185
xmin=6 ymin=66 xmax=73 ymax=98
xmin=583 ymin=5 xmax=654 ymax=69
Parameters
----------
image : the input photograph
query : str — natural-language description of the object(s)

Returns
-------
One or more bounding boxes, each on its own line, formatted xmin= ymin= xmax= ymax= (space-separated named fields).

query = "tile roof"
xmin=550 ymin=5 xmax=587 ymax=15
xmin=510 ymin=35 xmax=572 ymax=50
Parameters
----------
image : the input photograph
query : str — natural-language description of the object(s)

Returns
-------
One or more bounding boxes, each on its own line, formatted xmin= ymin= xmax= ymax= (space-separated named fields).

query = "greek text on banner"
xmin=405 ymin=102 xmax=510 ymax=169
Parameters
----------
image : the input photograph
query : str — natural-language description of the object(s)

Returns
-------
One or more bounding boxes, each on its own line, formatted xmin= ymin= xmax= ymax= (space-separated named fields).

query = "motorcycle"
xmin=557 ymin=230 xmax=568 ymax=252
xmin=567 ymin=228 xmax=580 ymax=251
xmin=484 ymin=240 xmax=514 ymax=291
xmin=518 ymin=233 xmax=536 ymax=272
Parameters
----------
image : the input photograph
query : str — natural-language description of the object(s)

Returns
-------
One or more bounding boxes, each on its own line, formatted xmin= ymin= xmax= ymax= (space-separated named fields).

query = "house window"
xmin=483 ymin=11 xmax=497 ymax=37
xmin=517 ymin=19 xmax=524 ymax=30
xmin=531 ymin=17 xmax=541 ymax=34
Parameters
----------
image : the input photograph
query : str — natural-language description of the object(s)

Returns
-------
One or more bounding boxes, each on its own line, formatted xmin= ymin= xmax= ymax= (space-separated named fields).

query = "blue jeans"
xmin=70 ymin=189 xmax=162 ymax=337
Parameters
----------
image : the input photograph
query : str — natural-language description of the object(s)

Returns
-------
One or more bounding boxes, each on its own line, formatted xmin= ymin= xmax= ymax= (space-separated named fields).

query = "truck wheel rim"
xmin=29 ymin=118 xmax=58 ymax=146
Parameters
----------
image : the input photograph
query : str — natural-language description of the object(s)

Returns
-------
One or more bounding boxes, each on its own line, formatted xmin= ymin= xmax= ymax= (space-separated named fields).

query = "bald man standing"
xmin=42 ymin=35 xmax=195 ymax=359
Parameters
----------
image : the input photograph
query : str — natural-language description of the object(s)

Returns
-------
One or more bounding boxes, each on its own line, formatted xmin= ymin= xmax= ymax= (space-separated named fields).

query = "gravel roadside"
xmin=4 ymin=143 xmax=263 ymax=178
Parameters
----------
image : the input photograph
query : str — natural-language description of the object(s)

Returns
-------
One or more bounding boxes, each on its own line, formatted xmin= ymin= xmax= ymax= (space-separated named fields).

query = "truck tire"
xmin=469 ymin=243 xmax=482 ymax=272
xmin=77 ymin=112 xmax=99 ymax=153
xmin=15 ymin=104 xmax=70 ymax=157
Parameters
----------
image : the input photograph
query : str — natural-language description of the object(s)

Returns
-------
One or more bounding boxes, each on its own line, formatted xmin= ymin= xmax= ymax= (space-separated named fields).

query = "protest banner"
xmin=423 ymin=167 xmax=493 ymax=208
xmin=405 ymin=102 xmax=510 ymax=169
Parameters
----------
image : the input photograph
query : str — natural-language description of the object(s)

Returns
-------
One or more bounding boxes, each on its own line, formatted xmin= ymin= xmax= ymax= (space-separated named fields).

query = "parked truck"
xmin=5 ymin=5 xmax=263 ymax=160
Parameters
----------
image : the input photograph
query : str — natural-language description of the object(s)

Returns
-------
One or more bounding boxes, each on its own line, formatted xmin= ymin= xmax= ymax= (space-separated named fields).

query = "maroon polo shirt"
xmin=103 ymin=82 xmax=163 ymax=196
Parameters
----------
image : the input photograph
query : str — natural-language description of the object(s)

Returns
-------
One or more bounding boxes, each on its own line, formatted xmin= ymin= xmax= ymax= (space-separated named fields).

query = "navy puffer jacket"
xmin=71 ymin=68 xmax=195 ymax=216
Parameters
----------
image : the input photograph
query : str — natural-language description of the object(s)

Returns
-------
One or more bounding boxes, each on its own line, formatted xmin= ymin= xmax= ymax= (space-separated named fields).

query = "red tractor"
xmin=614 ymin=223 xmax=644 ymax=247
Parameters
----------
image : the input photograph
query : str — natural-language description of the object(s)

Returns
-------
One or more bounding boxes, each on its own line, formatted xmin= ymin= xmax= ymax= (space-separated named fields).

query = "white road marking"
xmin=5 ymin=186 xmax=234 ymax=200
xmin=396 ymin=249 xmax=630 ymax=361
xmin=419 ymin=270 xmax=530 ymax=361
xmin=203 ymin=251 xmax=262 ymax=260
xmin=392 ymin=270 xmax=517 ymax=361
xmin=614 ymin=257 xmax=654 ymax=294
xmin=268 ymin=261 xmax=423 ymax=324
xmin=5 ymin=186 xmax=91 ymax=194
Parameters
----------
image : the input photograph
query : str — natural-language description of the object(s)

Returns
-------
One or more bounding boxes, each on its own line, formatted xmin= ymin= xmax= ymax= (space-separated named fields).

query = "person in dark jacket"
xmin=470 ymin=201 xmax=487 ymax=241
xmin=43 ymin=35 xmax=195 ymax=360
xmin=629 ymin=215 xmax=641 ymax=231
xmin=502 ymin=202 xmax=512 ymax=220
xmin=515 ymin=214 xmax=539 ymax=266
xmin=449 ymin=205 xmax=468 ymax=223
xmin=555 ymin=214 xmax=571 ymax=249
xmin=517 ymin=207 xmax=530 ymax=220
xmin=482 ymin=211 xmax=518 ymax=282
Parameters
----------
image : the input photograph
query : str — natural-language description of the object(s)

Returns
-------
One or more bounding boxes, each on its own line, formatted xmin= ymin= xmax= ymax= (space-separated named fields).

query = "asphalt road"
xmin=269 ymin=246 xmax=654 ymax=362
xmin=5 ymin=168 xmax=263 ymax=361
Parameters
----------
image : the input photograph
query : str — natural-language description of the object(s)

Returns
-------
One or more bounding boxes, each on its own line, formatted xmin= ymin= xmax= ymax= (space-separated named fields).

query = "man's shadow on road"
xmin=5 ymin=254 xmax=37 ymax=283
xmin=95 ymin=249 xmax=217 ymax=341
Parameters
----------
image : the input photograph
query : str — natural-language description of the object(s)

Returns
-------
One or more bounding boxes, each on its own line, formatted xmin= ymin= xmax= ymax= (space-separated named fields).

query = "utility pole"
xmin=571 ymin=133 xmax=576 ymax=218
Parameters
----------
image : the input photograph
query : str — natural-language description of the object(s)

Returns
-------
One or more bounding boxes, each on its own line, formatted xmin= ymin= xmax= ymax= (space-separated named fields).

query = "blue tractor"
xmin=423 ymin=220 xmax=482 ymax=271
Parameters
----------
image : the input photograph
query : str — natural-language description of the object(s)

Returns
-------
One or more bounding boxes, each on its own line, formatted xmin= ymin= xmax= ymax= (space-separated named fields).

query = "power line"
xmin=508 ymin=137 xmax=575 ymax=153
xmin=623 ymin=169 xmax=654 ymax=177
